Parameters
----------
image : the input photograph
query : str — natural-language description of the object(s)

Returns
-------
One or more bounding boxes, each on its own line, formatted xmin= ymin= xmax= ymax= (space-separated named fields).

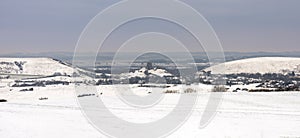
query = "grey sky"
xmin=0 ymin=0 xmax=299 ymax=54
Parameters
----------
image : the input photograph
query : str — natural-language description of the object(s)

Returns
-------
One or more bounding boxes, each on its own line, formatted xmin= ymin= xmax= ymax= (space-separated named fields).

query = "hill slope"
xmin=0 ymin=58 xmax=74 ymax=76
xmin=205 ymin=57 xmax=300 ymax=74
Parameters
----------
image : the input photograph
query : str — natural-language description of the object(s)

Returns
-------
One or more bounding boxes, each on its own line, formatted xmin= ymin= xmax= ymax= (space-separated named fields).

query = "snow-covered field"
xmin=1 ymin=57 xmax=300 ymax=137
xmin=1 ymin=85 xmax=300 ymax=138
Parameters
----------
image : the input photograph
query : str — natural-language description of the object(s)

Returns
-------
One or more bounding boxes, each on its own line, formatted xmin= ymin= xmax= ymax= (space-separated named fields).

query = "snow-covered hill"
xmin=205 ymin=57 xmax=300 ymax=74
xmin=0 ymin=58 xmax=74 ymax=76
xmin=120 ymin=67 xmax=173 ymax=79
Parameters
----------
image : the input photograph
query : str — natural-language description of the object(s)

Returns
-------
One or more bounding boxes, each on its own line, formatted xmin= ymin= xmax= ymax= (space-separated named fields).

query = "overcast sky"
xmin=1 ymin=0 xmax=300 ymax=54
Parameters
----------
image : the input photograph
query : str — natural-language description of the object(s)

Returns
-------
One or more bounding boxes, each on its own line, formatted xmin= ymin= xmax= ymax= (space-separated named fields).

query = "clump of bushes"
xmin=184 ymin=88 xmax=196 ymax=93
xmin=77 ymin=94 xmax=96 ymax=97
xmin=39 ymin=97 xmax=48 ymax=100
xmin=164 ymin=90 xmax=179 ymax=94
xmin=0 ymin=99 xmax=7 ymax=102
xmin=212 ymin=85 xmax=227 ymax=92
xmin=19 ymin=88 xmax=34 ymax=92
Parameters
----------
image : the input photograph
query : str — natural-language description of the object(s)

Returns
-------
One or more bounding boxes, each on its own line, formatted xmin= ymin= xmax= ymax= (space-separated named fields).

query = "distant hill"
xmin=205 ymin=57 xmax=300 ymax=74
xmin=0 ymin=58 xmax=74 ymax=76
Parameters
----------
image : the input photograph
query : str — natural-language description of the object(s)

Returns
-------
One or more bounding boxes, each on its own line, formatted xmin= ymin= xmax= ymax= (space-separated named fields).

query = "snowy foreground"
xmin=1 ymin=85 xmax=300 ymax=138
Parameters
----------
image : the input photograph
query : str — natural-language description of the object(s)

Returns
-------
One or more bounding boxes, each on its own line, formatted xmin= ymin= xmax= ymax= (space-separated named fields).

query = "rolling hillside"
xmin=205 ymin=57 xmax=300 ymax=74
xmin=0 ymin=58 xmax=74 ymax=76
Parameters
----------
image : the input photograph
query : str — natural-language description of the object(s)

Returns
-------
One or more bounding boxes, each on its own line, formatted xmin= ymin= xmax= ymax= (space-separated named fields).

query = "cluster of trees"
xmin=20 ymin=88 xmax=34 ymax=92
xmin=0 ymin=99 xmax=7 ymax=102
xmin=226 ymin=72 xmax=298 ymax=82
xmin=12 ymin=80 xmax=69 ymax=87
xmin=95 ymin=62 xmax=182 ymax=85
xmin=14 ymin=61 xmax=26 ymax=71
xmin=0 ymin=75 xmax=10 ymax=79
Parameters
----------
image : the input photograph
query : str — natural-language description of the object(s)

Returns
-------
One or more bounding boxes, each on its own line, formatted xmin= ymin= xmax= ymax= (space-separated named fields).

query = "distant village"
xmin=199 ymin=70 xmax=300 ymax=92
xmin=3 ymin=60 xmax=300 ymax=92
xmin=95 ymin=62 xmax=182 ymax=85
